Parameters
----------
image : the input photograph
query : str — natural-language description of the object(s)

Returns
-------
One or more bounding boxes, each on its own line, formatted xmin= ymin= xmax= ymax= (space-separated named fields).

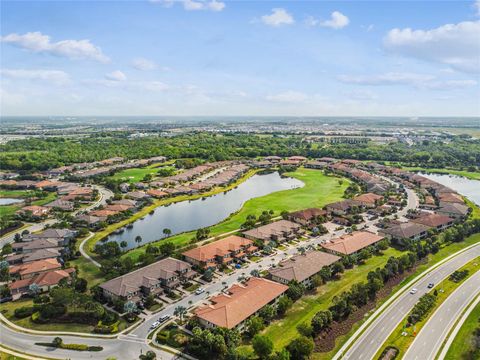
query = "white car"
xmin=150 ymin=321 xmax=160 ymax=329
xmin=195 ymin=288 xmax=205 ymax=295
xmin=410 ymin=288 xmax=418 ymax=294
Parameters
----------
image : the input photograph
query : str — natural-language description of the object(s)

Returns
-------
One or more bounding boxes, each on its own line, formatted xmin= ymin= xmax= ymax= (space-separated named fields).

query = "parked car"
xmin=195 ymin=288 xmax=205 ymax=295
xmin=159 ymin=315 xmax=170 ymax=323
xmin=410 ymin=288 xmax=418 ymax=294
xmin=150 ymin=321 xmax=160 ymax=329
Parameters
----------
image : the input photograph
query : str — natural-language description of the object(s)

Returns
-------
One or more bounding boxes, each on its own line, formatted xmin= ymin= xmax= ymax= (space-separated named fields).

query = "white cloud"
xmin=105 ymin=70 xmax=127 ymax=81
xmin=338 ymin=72 xmax=478 ymax=90
xmin=1 ymin=32 xmax=110 ymax=63
xmin=344 ymin=89 xmax=378 ymax=100
xmin=475 ymin=0 xmax=480 ymax=15
xmin=178 ymin=0 xmax=225 ymax=11
xmin=261 ymin=8 xmax=294 ymax=27
xmin=266 ymin=91 xmax=307 ymax=103
xmin=384 ymin=21 xmax=480 ymax=73
xmin=141 ymin=81 xmax=169 ymax=91
xmin=131 ymin=58 xmax=157 ymax=71
xmin=1 ymin=68 xmax=70 ymax=85
xmin=320 ymin=11 xmax=349 ymax=29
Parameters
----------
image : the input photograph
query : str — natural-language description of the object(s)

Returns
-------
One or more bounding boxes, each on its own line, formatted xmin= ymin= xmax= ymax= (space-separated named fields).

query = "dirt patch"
xmin=313 ymin=265 xmax=420 ymax=354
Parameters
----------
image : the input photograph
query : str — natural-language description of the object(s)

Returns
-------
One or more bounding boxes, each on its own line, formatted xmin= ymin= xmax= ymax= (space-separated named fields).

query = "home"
xmin=410 ymin=213 xmax=455 ymax=231
xmin=9 ymin=258 xmax=62 ymax=279
xmin=182 ymin=235 xmax=257 ymax=269
xmin=15 ymin=205 xmax=50 ymax=218
xmin=437 ymin=192 xmax=464 ymax=204
xmin=436 ymin=202 xmax=470 ymax=220
xmin=89 ymin=209 xmax=119 ymax=217
xmin=288 ymin=208 xmax=328 ymax=226
xmin=99 ymin=257 xmax=196 ymax=303
xmin=194 ymin=277 xmax=288 ymax=331
xmin=6 ymin=248 xmax=62 ymax=265
xmin=44 ymin=199 xmax=75 ymax=211
xmin=380 ymin=222 xmax=431 ymax=241
xmin=146 ymin=189 xmax=169 ymax=198
xmin=353 ymin=193 xmax=384 ymax=208
xmin=325 ymin=200 xmax=363 ymax=216
xmin=243 ymin=220 xmax=303 ymax=243
xmin=9 ymin=268 xmax=76 ymax=299
xmin=75 ymin=214 xmax=105 ymax=227
xmin=23 ymin=228 xmax=76 ymax=244
xmin=321 ymin=231 xmax=385 ymax=256
xmin=269 ymin=251 xmax=340 ymax=288
xmin=304 ymin=160 xmax=328 ymax=169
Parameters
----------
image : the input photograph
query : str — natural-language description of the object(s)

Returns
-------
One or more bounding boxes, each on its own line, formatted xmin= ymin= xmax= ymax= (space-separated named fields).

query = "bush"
xmin=14 ymin=306 xmax=34 ymax=319
xmin=60 ymin=343 xmax=89 ymax=351
xmin=94 ymin=320 xmax=119 ymax=334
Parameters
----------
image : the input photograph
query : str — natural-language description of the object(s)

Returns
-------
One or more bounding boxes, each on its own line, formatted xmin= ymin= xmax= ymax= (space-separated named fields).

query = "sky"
xmin=1 ymin=0 xmax=480 ymax=117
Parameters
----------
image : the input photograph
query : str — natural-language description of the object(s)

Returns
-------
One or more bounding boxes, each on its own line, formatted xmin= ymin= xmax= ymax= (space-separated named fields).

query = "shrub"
xmin=60 ymin=343 xmax=89 ymax=351
xmin=94 ymin=320 xmax=119 ymax=334
xmin=14 ymin=306 xmax=34 ymax=319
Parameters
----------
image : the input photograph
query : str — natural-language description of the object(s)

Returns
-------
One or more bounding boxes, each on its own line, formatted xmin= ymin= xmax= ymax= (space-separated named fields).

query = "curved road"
xmin=338 ymin=243 xmax=480 ymax=360
xmin=404 ymin=267 xmax=480 ymax=360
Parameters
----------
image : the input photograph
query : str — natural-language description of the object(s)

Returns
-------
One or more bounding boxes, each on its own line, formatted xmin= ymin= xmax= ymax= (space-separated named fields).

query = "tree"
xmin=28 ymin=283 xmax=40 ymax=297
xmin=74 ymin=278 xmax=88 ymax=292
xmin=14 ymin=233 xmax=22 ymax=242
xmin=296 ymin=322 xmax=313 ymax=337
xmin=52 ymin=337 xmax=63 ymax=347
xmin=277 ymin=296 xmax=293 ymax=316
xmin=135 ymin=236 xmax=143 ymax=246
xmin=252 ymin=335 xmax=274 ymax=359
xmin=144 ymin=295 xmax=155 ymax=309
xmin=159 ymin=242 xmax=175 ymax=256
xmin=250 ymin=269 xmax=260 ymax=277
xmin=2 ymin=243 xmax=12 ymax=255
xmin=162 ymin=228 xmax=172 ymax=238
xmin=311 ymin=310 xmax=332 ymax=334
xmin=287 ymin=281 xmax=306 ymax=301
xmin=272 ymin=349 xmax=291 ymax=360
xmin=120 ymin=241 xmax=128 ymax=250
xmin=311 ymin=274 xmax=323 ymax=288
xmin=174 ymin=305 xmax=187 ymax=321
xmin=246 ymin=316 xmax=265 ymax=337
xmin=124 ymin=301 xmax=138 ymax=316
xmin=50 ymin=287 xmax=74 ymax=306
xmin=139 ymin=350 xmax=156 ymax=360
xmin=286 ymin=336 xmax=314 ymax=360
xmin=259 ymin=304 xmax=276 ymax=323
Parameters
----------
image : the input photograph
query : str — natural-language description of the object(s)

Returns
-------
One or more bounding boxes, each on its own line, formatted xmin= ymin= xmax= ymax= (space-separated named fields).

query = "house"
xmin=288 ymin=208 xmax=327 ymax=226
xmin=243 ymin=220 xmax=303 ymax=243
xmin=321 ymin=231 xmax=385 ymax=256
xmin=23 ymin=228 xmax=76 ymax=244
xmin=380 ymin=222 xmax=431 ymax=241
xmin=89 ymin=209 xmax=119 ymax=217
xmin=99 ymin=257 xmax=196 ymax=303
xmin=9 ymin=258 xmax=62 ymax=279
xmin=75 ymin=214 xmax=105 ymax=227
xmin=269 ymin=251 xmax=340 ymax=287
xmin=126 ymin=191 xmax=151 ymax=200
xmin=436 ymin=202 xmax=470 ymax=220
xmin=410 ymin=213 xmax=454 ymax=231
xmin=6 ymin=248 xmax=62 ymax=265
xmin=146 ymin=189 xmax=169 ymax=198
xmin=264 ymin=156 xmax=282 ymax=163
xmin=16 ymin=205 xmax=50 ymax=218
xmin=318 ymin=157 xmax=337 ymax=163
xmin=104 ymin=204 xmax=133 ymax=212
xmin=9 ymin=268 xmax=76 ymax=298
xmin=304 ymin=160 xmax=328 ymax=169
xmin=119 ymin=183 xmax=130 ymax=193
xmin=194 ymin=277 xmax=288 ymax=331
xmin=437 ymin=192 xmax=464 ymax=204
xmin=325 ymin=200 xmax=362 ymax=216
xmin=34 ymin=180 xmax=60 ymax=190
xmin=353 ymin=193 xmax=384 ymax=208
xmin=182 ymin=235 xmax=257 ymax=269
xmin=44 ymin=199 xmax=75 ymax=211
xmin=288 ymin=156 xmax=308 ymax=163
xmin=12 ymin=238 xmax=63 ymax=253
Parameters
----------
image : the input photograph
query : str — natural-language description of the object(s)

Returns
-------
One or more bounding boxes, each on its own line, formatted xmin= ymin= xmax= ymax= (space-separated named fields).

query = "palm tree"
xmin=28 ymin=283 xmax=40 ymax=297
xmin=174 ymin=305 xmax=187 ymax=321
xmin=135 ymin=236 xmax=142 ymax=246
xmin=162 ymin=228 xmax=172 ymax=238
xmin=120 ymin=241 xmax=128 ymax=250
xmin=250 ymin=269 xmax=260 ymax=278
xmin=298 ymin=246 xmax=306 ymax=255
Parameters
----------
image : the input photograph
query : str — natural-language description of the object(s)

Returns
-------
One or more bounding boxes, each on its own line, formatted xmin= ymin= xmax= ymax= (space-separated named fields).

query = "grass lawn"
xmin=122 ymin=168 xmax=348 ymax=262
xmin=184 ymin=283 xmax=200 ymax=292
xmin=0 ymin=189 xmax=31 ymax=198
xmin=0 ymin=351 xmax=28 ymax=360
xmin=0 ymin=192 xmax=57 ymax=218
xmin=262 ymin=247 xmax=402 ymax=350
xmin=444 ymin=300 xmax=480 ymax=359
xmin=401 ymin=167 xmax=480 ymax=181
xmin=110 ymin=167 xmax=161 ymax=183
xmin=376 ymin=257 xmax=480 ymax=359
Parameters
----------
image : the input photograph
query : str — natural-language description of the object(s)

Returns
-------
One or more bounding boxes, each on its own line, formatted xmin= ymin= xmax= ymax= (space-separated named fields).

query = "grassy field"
xmin=121 ymin=168 xmax=349 ymax=262
xmin=0 ymin=192 xmax=57 ymax=218
xmin=401 ymin=167 xmax=480 ymax=181
xmin=0 ymin=351 xmax=28 ymax=360
xmin=376 ymin=257 xmax=480 ymax=359
xmin=0 ymin=190 xmax=31 ymax=198
xmin=109 ymin=161 xmax=175 ymax=183
xmin=261 ymin=247 xmax=402 ymax=350
xmin=444 ymin=300 xmax=480 ymax=359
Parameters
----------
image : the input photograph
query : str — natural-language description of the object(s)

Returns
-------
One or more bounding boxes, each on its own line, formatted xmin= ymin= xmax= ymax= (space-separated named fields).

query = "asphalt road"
xmin=404 ymin=267 xmax=480 ymax=360
xmin=0 ymin=185 xmax=113 ymax=247
xmin=340 ymin=243 xmax=480 ymax=360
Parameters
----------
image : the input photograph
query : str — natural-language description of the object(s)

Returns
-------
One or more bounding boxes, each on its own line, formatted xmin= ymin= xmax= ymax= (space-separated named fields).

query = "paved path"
xmin=338 ymin=244 xmax=480 ymax=360
xmin=404 ymin=267 xmax=480 ymax=360
xmin=0 ymin=185 xmax=113 ymax=247
xmin=79 ymin=232 xmax=101 ymax=267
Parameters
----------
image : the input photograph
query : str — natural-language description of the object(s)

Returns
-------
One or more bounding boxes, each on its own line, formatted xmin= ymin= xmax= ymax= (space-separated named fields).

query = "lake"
xmin=0 ymin=198 xmax=23 ymax=206
xmin=420 ymin=173 xmax=480 ymax=205
xmin=107 ymin=171 xmax=304 ymax=249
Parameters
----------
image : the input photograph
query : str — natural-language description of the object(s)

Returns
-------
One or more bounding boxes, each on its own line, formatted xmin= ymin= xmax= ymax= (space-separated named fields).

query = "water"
xmin=0 ymin=198 xmax=23 ymax=205
xmin=107 ymin=172 xmax=304 ymax=249
xmin=420 ymin=173 xmax=480 ymax=205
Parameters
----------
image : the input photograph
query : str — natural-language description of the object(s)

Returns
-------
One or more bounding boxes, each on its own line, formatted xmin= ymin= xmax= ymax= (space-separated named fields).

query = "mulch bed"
xmin=313 ymin=263 xmax=423 ymax=353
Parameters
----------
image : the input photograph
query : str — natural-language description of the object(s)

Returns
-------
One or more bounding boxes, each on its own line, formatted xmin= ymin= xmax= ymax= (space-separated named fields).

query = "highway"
xmin=339 ymin=243 xmax=480 ymax=360
xmin=404 ymin=267 xmax=480 ymax=360
xmin=0 ymin=185 xmax=113 ymax=247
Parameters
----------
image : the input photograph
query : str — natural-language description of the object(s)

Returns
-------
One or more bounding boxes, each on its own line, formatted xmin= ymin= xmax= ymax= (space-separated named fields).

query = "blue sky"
xmin=1 ymin=0 xmax=479 ymax=116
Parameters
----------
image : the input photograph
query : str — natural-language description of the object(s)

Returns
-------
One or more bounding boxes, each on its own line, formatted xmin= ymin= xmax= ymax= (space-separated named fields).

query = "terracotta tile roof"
xmin=381 ymin=222 xmax=431 ymax=239
xmin=437 ymin=202 xmax=470 ymax=216
xmin=9 ymin=258 xmax=62 ymax=277
xmin=104 ymin=204 xmax=132 ymax=212
xmin=242 ymin=220 xmax=301 ymax=241
xmin=9 ymin=268 xmax=75 ymax=291
xmin=353 ymin=193 xmax=384 ymax=205
xmin=411 ymin=213 xmax=454 ymax=228
xmin=321 ymin=231 xmax=385 ymax=255
xmin=438 ymin=192 xmax=464 ymax=204
xmin=147 ymin=189 xmax=169 ymax=198
xmin=89 ymin=209 xmax=119 ymax=217
xmin=269 ymin=251 xmax=340 ymax=283
xmin=195 ymin=278 xmax=288 ymax=329
xmin=289 ymin=208 xmax=327 ymax=222
xmin=183 ymin=235 xmax=253 ymax=263
xmin=16 ymin=205 xmax=50 ymax=216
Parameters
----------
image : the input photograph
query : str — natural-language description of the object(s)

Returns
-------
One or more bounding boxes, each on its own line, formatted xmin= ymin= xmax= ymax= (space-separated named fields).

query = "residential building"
xmin=243 ymin=220 xmax=302 ymax=243
xmin=269 ymin=251 xmax=340 ymax=287
xmin=325 ymin=200 xmax=362 ymax=216
xmin=353 ymin=193 xmax=384 ymax=208
xmin=410 ymin=213 xmax=454 ymax=231
xmin=380 ymin=222 xmax=431 ymax=241
xmin=23 ymin=228 xmax=76 ymax=244
xmin=436 ymin=202 xmax=470 ymax=220
xmin=16 ymin=205 xmax=50 ymax=217
xmin=9 ymin=268 xmax=76 ymax=298
xmin=288 ymin=208 xmax=327 ymax=226
xmin=194 ymin=277 xmax=288 ymax=331
xmin=9 ymin=258 xmax=62 ymax=279
xmin=44 ymin=199 xmax=74 ymax=211
xmin=182 ymin=235 xmax=257 ymax=269
xmin=99 ymin=257 xmax=196 ymax=303
xmin=321 ymin=231 xmax=385 ymax=256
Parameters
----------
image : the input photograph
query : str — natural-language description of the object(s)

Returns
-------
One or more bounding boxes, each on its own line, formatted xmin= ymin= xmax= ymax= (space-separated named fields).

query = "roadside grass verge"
xmin=122 ymin=168 xmax=348 ymax=262
xmin=375 ymin=257 xmax=480 ymax=359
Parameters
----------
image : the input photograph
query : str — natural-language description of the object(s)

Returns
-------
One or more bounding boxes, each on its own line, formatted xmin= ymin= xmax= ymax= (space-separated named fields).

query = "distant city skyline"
xmin=1 ymin=0 xmax=479 ymax=116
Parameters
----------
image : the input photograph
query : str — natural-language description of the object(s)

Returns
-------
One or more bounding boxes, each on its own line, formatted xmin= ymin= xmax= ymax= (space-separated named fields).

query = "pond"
xmin=0 ymin=198 xmax=23 ymax=206
xmin=107 ymin=171 xmax=304 ymax=249
xmin=420 ymin=173 xmax=480 ymax=205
